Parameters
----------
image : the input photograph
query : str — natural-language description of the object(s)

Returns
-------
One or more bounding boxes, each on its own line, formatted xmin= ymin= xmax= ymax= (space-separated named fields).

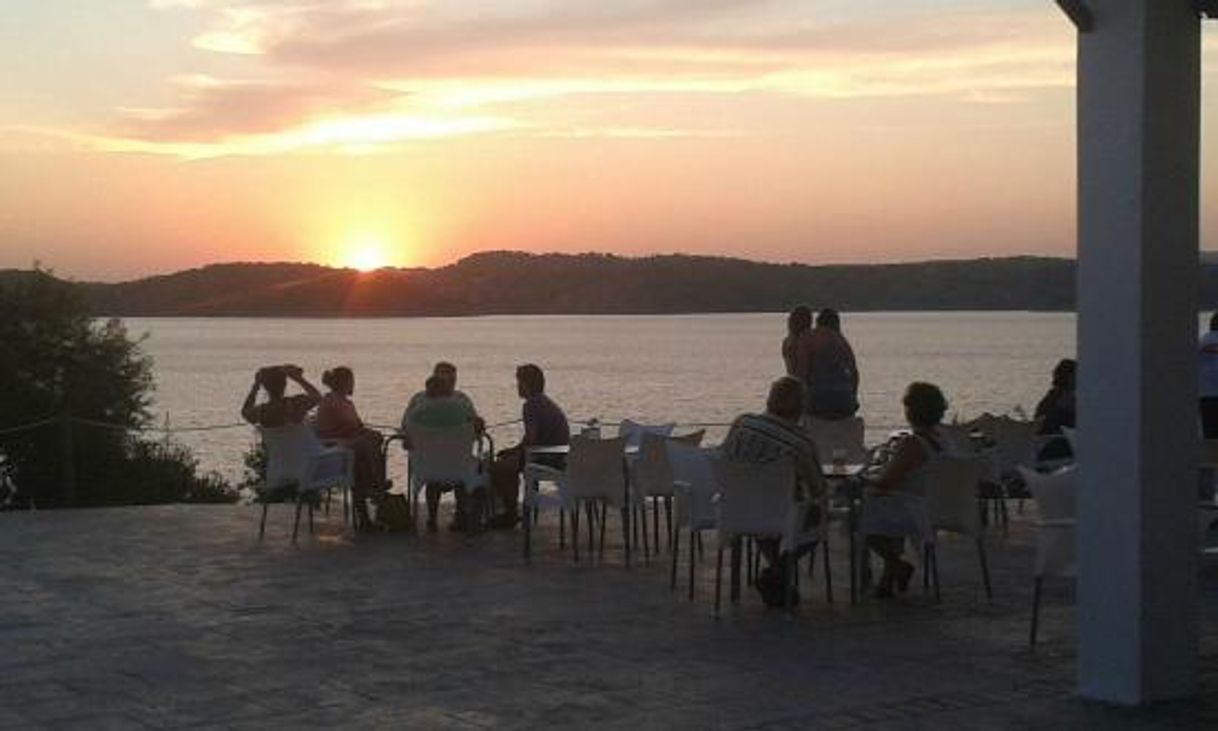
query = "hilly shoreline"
xmin=0 ymin=250 xmax=1192 ymax=316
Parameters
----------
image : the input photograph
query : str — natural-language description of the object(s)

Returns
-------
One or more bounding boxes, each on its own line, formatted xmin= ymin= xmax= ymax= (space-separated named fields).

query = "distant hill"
xmin=10 ymin=250 xmax=1215 ymax=316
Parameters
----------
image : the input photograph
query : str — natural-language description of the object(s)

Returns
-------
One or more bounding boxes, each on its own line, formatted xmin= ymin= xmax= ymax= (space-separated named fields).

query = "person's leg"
xmin=1201 ymin=397 xmax=1218 ymax=439
xmin=425 ymin=483 xmax=441 ymax=531
xmin=865 ymin=535 xmax=907 ymax=596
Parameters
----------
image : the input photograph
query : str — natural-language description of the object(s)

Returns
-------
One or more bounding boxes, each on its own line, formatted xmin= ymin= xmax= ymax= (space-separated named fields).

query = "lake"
xmin=128 ymin=312 xmax=1076 ymax=483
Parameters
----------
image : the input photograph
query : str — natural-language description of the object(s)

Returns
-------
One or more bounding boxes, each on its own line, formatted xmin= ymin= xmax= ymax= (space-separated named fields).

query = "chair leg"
xmin=652 ymin=496 xmax=660 ymax=553
xmin=730 ymin=537 xmax=743 ymax=603
xmin=258 ymin=502 xmax=268 ymax=541
xmin=522 ymin=497 xmax=532 ymax=562
xmin=978 ymin=537 xmax=993 ymax=602
xmin=670 ymin=529 xmax=681 ymax=591
xmin=598 ymin=502 xmax=608 ymax=559
xmin=688 ymin=530 xmax=696 ymax=601
xmin=1000 ymin=498 xmax=1009 ymax=536
xmin=292 ymin=498 xmax=303 ymax=544
xmin=1029 ymin=576 xmax=1044 ymax=647
xmin=559 ymin=509 xmax=565 ymax=549
xmin=922 ymin=543 xmax=931 ymax=594
xmin=714 ymin=546 xmax=725 ymax=617
xmin=696 ymin=532 xmax=704 ymax=561
xmin=823 ymin=538 xmax=834 ymax=604
xmin=572 ymin=507 xmax=581 ymax=564
xmin=621 ymin=505 xmax=632 ymax=569
xmin=586 ymin=502 xmax=596 ymax=557
xmin=664 ymin=497 xmax=673 ymax=551
xmin=931 ymin=545 xmax=941 ymax=601
xmin=784 ymin=551 xmax=796 ymax=616
xmin=307 ymin=501 xmax=315 ymax=533
xmin=639 ymin=504 xmax=650 ymax=565
xmin=740 ymin=538 xmax=750 ymax=584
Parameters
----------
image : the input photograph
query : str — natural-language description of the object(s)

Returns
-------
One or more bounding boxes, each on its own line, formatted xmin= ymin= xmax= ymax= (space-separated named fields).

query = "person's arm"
xmin=845 ymin=339 xmax=860 ymax=393
xmin=872 ymin=436 xmax=927 ymax=493
xmin=284 ymin=365 xmax=321 ymax=407
xmin=241 ymin=372 xmax=261 ymax=425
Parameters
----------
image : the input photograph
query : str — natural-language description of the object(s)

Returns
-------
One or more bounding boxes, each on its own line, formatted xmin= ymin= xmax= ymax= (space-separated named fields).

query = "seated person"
xmin=240 ymin=364 xmax=321 ymax=427
xmin=489 ymin=364 xmax=570 ymax=529
xmin=720 ymin=376 xmax=827 ymax=605
xmin=859 ymin=382 xmax=948 ymax=598
xmin=401 ymin=374 xmax=481 ymax=531
xmin=404 ymin=361 xmax=484 ymax=434
xmin=1034 ymin=358 xmax=1075 ymax=462
xmin=315 ymin=366 xmax=386 ymax=530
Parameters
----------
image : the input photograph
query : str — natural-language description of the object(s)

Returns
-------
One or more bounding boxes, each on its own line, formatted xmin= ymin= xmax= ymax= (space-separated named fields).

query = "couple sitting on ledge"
xmin=400 ymin=361 xmax=570 ymax=533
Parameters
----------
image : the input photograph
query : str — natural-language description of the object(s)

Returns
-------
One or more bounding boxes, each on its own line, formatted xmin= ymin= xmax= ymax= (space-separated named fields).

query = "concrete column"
xmin=1075 ymin=0 xmax=1199 ymax=704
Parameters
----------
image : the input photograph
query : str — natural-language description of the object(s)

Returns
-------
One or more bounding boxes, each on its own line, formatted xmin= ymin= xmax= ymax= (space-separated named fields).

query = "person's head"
xmin=816 ymin=308 xmax=841 ymax=331
xmin=1210 ymin=312 xmax=1218 ymax=332
xmin=1051 ymin=358 xmax=1076 ymax=390
xmin=322 ymin=366 xmax=354 ymax=396
xmin=259 ymin=366 xmax=287 ymax=399
xmin=425 ymin=375 xmax=453 ymax=398
xmin=765 ymin=376 xmax=806 ymax=422
xmin=516 ymin=363 xmax=545 ymax=398
xmin=433 ymin=361 xmax=457 ymax=388
xmin=903 ymin=381 xmax=948 ymax=429
xmin=787 ymin=305 xmax=812 ymax=337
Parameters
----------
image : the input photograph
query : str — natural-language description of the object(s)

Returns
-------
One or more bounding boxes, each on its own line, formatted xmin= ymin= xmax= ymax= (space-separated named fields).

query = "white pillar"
xmin=1076 ymin=0 xmax=1199 ymax=704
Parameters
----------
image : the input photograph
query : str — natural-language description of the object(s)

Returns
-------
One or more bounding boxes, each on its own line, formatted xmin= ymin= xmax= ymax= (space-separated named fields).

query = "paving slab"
xmin=1 ymin=503 xmax=1217 ymax=729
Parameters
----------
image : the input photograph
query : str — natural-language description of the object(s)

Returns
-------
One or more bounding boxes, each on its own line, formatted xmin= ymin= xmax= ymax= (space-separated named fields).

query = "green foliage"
xmin=239 ymin=439 xmax=267 ymax=493
xmin=0 ymin=269 xmax=235 ymax=507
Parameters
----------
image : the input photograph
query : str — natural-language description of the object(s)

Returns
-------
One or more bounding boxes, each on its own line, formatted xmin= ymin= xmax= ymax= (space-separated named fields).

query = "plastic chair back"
xmin=807 ymin=416 xmax=867 ymax=464
xmin=260 ymin=424 xmax=324 ymax=489
xmin=668 ymin=443 xmax=719 ymax=531
xmin=564 ymin=435 xmax=628 ymax=506
xmin=635 ymin=430 xmax=705 ymax=500
xmin=408 ymin=423 xmax=480 ymax=489
xmin=712 ymin=456 xmax=797 ymax=539
xmin=991 ymin=418 xmax=1039 ymax=474
xmin=617 ymin=419 xmax=676 ymax=449
xmin=925 ymin=454 xmax=986 ymax=536
xmin=1018 ymin=465 xmax=1076 ymax=521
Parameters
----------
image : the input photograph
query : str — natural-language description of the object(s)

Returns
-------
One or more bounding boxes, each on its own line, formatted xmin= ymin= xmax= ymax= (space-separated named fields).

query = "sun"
xmin=341 ymin=234 xmax=393 ymax=272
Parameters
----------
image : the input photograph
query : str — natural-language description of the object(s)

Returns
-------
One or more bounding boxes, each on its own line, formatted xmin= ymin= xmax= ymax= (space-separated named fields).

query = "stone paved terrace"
xmin=3 ymin=502 xmax=1218 ymax=730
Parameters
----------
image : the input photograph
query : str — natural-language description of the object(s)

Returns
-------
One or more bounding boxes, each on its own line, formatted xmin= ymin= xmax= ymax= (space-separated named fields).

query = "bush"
xmin=0 ymin=269 xmax=236 ymax=507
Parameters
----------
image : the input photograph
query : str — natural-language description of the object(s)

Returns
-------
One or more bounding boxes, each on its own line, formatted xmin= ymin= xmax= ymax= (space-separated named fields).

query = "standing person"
xmin=720 ymin=376 xmax=827 ymax=606
xmin=315 ymin=366 xmax=386 ymax=530
xmin=805 ymin=308 xmax=860 ymax=420
xmin=859 ymin=382 xmax=948 ymax=599
xmin=782 ymin=305 xmax=813 ymax=378
xmin=1200 ymin=313 xmax=1218 ymax=438
xmin=488 ymin=364 xmax=570 ymax=529
xmin=240 ymin=364 xmax=321 ymax=427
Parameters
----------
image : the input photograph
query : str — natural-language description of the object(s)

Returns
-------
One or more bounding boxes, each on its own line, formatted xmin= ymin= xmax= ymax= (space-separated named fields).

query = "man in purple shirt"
xmin=488 ymin=363 xmax=570 ymax=528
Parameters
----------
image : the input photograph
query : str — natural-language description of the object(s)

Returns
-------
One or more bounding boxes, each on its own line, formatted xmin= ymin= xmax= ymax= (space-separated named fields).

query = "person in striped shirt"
xmin=720 ymin=376 xmax=827 ymax=604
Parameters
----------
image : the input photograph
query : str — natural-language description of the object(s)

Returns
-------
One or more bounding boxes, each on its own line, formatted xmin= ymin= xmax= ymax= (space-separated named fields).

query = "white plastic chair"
xmin=1019 ymin=465 xmax=1076 ymax=646
xmin=666 ymin=442 xmax=720 ymax=600
xmin=711 ymin=456 xmax=826 ymax=615
xmin=923 ymin=454 xmax=992 ymax=602
xmin=632 ymin=430 xmax=705 ymax=560
xmin=617 ymin=419 xmax=676 ymax=448
xmin=257 ymin=424 xmax=354 ymax=543
xmin=404 ymin=422 xmax=487 ymax=529
xmin=807 ymin=416 xmax=867 ymax=465
xmin=522 ymin=435 xmax=631 ymax=565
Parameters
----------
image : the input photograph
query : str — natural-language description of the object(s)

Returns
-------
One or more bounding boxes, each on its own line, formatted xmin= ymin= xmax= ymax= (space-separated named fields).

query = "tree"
xmin=0 ymin=269 xmax=234 ymax=507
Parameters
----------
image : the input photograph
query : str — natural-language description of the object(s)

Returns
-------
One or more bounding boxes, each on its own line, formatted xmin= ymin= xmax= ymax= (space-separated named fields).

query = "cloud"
xmin=100 ymin=1 xmax=1073 ymax=157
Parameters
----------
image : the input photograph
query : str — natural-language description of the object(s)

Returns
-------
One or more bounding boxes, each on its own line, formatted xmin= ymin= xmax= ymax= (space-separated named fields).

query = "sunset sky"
xmin=4 ymin=1 xmax=1218 ymax=281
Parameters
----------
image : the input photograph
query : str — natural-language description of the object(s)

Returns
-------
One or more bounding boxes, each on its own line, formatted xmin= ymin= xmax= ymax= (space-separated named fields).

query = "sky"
xmin=3 ymin=1 xmax=1218 ymax=281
